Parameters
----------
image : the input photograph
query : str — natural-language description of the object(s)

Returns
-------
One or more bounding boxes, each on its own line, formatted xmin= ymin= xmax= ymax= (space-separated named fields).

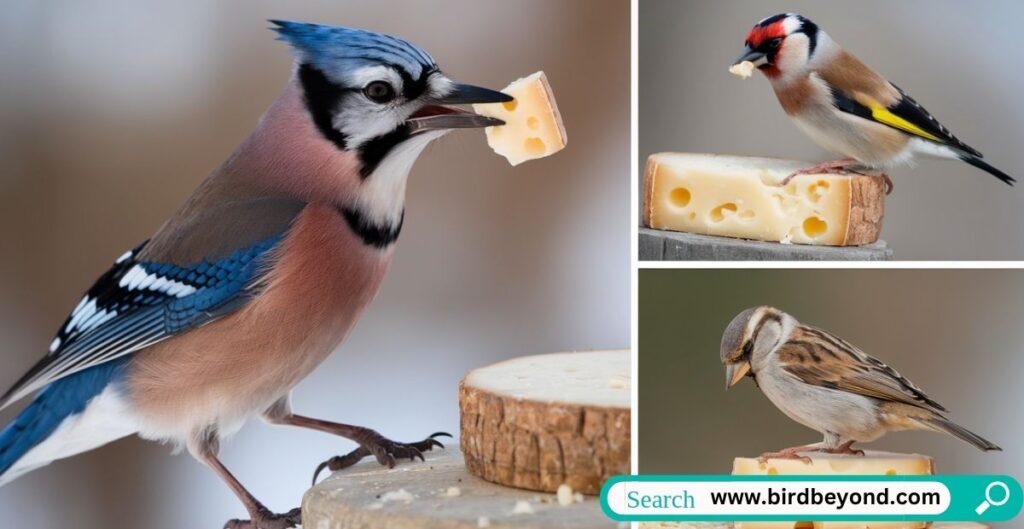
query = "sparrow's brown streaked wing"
xmin=778 ymin=326 xmax=948 ymax=413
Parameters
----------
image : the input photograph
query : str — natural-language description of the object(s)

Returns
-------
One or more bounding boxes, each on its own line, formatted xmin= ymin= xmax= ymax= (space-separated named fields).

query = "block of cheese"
xmin=459 ymin=351 xmax=629 ymax=495
xmin=734 ymin=451 xmax=933 ymax=529
xmin=473 ymin=71 xmax=567 ymax=166
xmin=643 ymin=153 xmax=886 ymax=246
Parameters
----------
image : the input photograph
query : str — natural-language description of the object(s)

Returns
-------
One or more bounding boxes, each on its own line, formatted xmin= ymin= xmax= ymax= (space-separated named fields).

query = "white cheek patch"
xmin=355 ymin=130 xmax=447 ymax=226
xmin=778 ymin=33 xmax=810 ymax=73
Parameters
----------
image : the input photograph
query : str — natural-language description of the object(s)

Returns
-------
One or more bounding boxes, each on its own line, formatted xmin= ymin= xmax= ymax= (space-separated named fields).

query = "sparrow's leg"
xmin=822 ymin=440 xmax=865 ymax=457
xmin=261 ymin=398 xmax=450 ymax=484
xmin=757 ymin=443 xmax=824 ymax=465
xmin=188 ymin=428 xmax=302 ymax=529
xmin=778 ymin=158 xmax=862 ymax=187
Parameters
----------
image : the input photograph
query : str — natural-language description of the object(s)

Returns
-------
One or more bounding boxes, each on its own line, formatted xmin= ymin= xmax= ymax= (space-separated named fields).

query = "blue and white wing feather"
xmin=0 ymin=236 xmax=283 ymax=409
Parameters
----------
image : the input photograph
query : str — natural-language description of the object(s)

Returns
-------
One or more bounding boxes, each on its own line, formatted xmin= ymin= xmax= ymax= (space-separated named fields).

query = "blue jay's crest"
xmin=271 ymin=20 xmax=438 ymax=83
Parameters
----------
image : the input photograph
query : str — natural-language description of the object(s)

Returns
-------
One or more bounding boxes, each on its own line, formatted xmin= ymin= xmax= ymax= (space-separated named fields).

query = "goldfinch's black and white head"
xmin=733 ymin=13 xmax=827 ymax=79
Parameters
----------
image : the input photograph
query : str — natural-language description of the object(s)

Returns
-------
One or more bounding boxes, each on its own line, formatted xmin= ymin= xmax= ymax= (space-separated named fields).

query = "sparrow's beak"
xmin=732 ymin=46 xmax=768 ymax=67
xmin=725 ymin=361 xmax=751 ymax=389
xmin=407 ymin=83 xmax=512 ymax=134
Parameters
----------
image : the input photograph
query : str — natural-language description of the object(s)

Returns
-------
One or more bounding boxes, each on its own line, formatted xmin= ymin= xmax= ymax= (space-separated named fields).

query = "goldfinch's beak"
xmin=725 ymin=361 xmax=751 ymax=389
xmin=406 ymin=83 xmax=512 ymax=134
xmin=732 ymin=46 xmax=768 ymax=67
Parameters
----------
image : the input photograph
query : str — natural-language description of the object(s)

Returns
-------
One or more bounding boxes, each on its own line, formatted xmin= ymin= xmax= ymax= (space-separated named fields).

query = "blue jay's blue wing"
xmin=0 ymin=235 xmax=283 ymax=409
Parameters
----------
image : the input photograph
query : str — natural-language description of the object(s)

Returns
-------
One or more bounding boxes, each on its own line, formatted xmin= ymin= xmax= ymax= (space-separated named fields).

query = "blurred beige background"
xmin=0 ymin=1 xmax=630 ymax=527
xmin=640 ymin=0 xmax=1024 ymax=260
xmin=639 ymin=269 xmax=1022 ymax=483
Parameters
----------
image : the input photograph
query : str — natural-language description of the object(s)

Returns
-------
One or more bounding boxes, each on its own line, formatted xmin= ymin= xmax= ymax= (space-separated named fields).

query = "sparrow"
xmin=732 ymin=13 xmax=1015 ymax=191
xmin=720 ymin=306 xmax=1001 ymax=463
xmin=0 ymin=21 xmax=511 ymax=529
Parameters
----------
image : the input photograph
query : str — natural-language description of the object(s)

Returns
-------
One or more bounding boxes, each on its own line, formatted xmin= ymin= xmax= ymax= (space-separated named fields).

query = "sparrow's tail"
xmin=960 ymin=154 xmax=1016 ymax=186
xmin=924 ymin=416 xmax=1002 ymax=452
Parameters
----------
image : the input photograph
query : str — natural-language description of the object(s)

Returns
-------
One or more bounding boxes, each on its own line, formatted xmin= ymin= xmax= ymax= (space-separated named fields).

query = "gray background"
xmin=0 ymin=1 xmax=630 ymax=527
xmin=639 ymin=269 xmax=1022 ymax=483
xmin=640 ymin=0 xmax=1024 ymax=260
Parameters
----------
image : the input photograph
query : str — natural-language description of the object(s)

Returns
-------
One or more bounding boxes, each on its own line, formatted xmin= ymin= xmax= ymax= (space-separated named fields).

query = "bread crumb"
xmin=729 ymin=60 xmax=755 ymax=79
xmin=512 ymin=500 xmax=534 ymax=515
xmin=477 ymin=516 xmax=491 ymax=528
xmin=445 ymin=486 xmax=461 ymax=498
xmin=574 ymin=492 xmax=585 ymax=504
xmin=557 ymin=484 xmax=574 ymax=506
xmin=379 ymin=489 xmax=414 ymax=504
xmin=608 ymin=378 xmax=627 ymax=389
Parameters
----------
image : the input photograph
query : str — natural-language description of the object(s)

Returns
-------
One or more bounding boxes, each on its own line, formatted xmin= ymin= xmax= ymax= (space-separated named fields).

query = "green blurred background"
xmin=639 ymin=269 xmax=1022 ymax=479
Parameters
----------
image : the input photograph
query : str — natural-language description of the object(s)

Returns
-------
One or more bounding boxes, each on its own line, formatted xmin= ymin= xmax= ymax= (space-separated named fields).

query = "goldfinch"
xmin=733 ymin=13 xmax=1015 ymax=189
xmin=720 ymin=306 xmax=1001 ymax=463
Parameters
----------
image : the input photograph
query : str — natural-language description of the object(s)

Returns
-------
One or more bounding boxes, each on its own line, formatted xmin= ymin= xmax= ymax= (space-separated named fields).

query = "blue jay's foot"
xmin=223 ymin=507 xmax=301 ymax=529
xmin=312 ymin=431 xmax=452 ymax=484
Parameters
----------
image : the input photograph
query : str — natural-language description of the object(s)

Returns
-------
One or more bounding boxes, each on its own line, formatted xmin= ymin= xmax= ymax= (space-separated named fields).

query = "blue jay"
xmin=0 ymin=20 xmax=511 ymax=529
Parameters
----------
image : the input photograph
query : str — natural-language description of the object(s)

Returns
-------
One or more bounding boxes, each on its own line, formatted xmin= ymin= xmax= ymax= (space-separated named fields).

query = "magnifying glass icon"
xmin=975 ymin=481 xmax=1010 ymax=515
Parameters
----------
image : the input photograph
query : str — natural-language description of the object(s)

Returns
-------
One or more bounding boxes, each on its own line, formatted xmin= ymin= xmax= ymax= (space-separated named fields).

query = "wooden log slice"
xmin=459 ymin=350 xmax=630 ymax=495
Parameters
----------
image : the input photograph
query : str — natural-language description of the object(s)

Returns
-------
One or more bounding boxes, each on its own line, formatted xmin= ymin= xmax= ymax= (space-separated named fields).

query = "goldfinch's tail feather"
xmin=960 ymin=154 xmax=1015 ymax=186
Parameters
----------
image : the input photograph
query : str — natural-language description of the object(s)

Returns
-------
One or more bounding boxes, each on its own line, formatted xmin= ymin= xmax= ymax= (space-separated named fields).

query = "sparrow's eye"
xmin=364 ymin=81 xmax=396 ymax=104
xmin=769 ymin=37 xmax=783 ymax=48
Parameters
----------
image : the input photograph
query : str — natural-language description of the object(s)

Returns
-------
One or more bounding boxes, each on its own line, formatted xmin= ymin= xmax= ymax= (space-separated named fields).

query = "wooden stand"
xmin=303 ymin=446 xmax=620 ymax=529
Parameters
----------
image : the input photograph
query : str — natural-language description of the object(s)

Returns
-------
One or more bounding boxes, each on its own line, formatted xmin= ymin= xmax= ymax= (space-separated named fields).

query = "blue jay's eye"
xmin=364 ymin=81 xmax=396 ymax=104
xmin=769 ymin=37 xmax=783 ymax=48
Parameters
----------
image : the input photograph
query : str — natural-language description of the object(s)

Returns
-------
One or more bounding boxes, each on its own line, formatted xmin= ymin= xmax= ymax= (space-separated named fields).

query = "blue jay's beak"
xmin=732 ymin=46 xmax=768 ymax=67
xmin=437 ymin=83 xmax=513 ymax=105
xmin=407 ymin=83 xmax=512 ymax=134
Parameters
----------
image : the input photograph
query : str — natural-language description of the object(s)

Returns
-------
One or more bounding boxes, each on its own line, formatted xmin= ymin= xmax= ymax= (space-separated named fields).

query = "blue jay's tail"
xmin=0 ymin=358 xmax=133 ymax=486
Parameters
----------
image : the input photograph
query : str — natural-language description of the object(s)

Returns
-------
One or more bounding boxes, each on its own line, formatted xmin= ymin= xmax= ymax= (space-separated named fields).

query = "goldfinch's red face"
xmin=733 ymin=13 xmax=819 ymax=79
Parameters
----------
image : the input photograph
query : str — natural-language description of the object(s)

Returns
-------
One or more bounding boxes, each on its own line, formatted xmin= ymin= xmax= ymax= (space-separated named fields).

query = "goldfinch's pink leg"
xmin=778 ymin=158 xmax=861 ymax=187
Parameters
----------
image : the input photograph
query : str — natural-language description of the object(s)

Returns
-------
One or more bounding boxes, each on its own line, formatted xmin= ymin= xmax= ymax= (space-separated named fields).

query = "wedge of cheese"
xmin=473 ymin=71 xmax=567 ymax=166
xmin=643 ymin=153 xmax=886 ymax=246
xmin=734 ymin=451 xmax=934 ymax=529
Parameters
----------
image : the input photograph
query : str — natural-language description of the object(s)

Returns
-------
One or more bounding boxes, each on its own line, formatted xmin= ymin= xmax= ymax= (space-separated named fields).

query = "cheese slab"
xmin=473 ymin=71 xmax=567 ymax=166
xmin=643 ymin=153 xmax=886 ymax=246
xmin=459 ymin=351 xmax=630 ymax=495
xmin=734 ymin=451 xmax=933 ymax=529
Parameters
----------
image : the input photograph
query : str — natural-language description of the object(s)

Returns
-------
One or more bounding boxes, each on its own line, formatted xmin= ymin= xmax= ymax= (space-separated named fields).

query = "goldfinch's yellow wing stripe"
xmin=868 ymin=104 xmax=942 ymax=141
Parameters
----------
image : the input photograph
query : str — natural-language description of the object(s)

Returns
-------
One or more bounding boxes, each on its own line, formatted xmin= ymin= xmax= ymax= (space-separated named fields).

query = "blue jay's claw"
xmin=223 ymin=506 xmax=301 ymax=529
xmin=311 ymin=431 xmax=453 ymax=485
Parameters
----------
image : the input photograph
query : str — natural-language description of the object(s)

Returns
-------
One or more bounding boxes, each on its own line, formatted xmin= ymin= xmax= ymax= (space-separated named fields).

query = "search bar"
xmin=601 ymin=475 xmax=1022 ymax=523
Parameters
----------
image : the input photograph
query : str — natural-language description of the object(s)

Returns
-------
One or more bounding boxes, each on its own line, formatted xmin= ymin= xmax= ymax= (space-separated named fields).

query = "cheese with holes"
xmin=734 ymin=451 xmax=933 ymax=529
xmin=643 ymin=153 xmax=886 ymax=246
xmin=459 ymin=351 xmax=629 ymax=495
xmin=473 ymin=71 xmax=567 ymax=166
